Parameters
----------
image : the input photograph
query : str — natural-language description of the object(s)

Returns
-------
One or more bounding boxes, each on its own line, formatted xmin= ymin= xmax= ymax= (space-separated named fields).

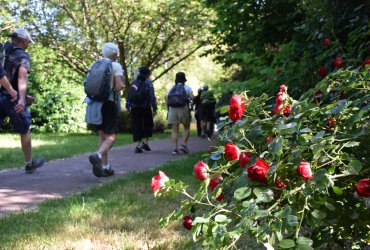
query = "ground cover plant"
xmin=0 ymin=153 xmax=206 ymax=249
xmin=153 ymin=68 xmax=370 ymax=249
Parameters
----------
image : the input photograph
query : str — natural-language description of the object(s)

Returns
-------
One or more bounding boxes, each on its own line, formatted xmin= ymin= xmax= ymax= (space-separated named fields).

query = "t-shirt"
xmin=104 ymin=59 xmax=124 ymax=101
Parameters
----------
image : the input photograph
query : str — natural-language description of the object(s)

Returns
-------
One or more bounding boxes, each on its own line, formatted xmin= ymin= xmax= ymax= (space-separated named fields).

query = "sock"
xmin=25 ymin=160 xmax=32 ymax=166
xmin=96 ymin=152 xmax=102 ymax=159
xmin=102 ymin=164 xmax=110 ymax=170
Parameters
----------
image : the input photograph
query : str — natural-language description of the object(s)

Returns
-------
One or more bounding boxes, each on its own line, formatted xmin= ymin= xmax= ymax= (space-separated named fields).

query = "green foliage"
xmin=155 ymin=68 xmax=370 ymax=248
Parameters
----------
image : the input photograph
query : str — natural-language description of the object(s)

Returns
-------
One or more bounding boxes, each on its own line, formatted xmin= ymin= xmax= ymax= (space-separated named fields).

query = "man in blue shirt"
xmin=0 ymin=63 xmax=18 ymax=101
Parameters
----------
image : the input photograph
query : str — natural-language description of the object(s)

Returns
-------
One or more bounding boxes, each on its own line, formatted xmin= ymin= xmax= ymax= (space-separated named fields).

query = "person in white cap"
xmin=0 ymin=28 xmax=45 ymax=173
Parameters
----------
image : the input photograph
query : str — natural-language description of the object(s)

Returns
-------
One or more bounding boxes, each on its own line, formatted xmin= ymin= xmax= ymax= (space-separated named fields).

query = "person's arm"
xmin=189 ymin=89 xmax=195 ymax=100
xmin=114 ymin=75 xmax=125 ymax=92
xmin=149 ymin=81 xmax=157 ymax=112
xmin=15 ymin=66 xmax=28 ymax=113
xmin=0 ymin=76 xmax=17 ymax=101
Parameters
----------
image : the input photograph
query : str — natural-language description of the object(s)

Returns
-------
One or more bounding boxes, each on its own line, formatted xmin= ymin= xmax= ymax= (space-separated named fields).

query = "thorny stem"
xmin=296 ymin=196 xmax=308 ymax=239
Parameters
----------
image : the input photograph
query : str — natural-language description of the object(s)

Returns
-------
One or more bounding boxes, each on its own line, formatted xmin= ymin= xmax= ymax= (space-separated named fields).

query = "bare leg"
xmin=98 ymin=131 xmax=108 ymax=165
xmin=172 ymin=123 xmax=179 ymax=149
xmin=20 ymin=131 xmax=32 ymax=162
xmin=97 ymin=132 xmax=116 ymax=165
xmin=183 ymin=122 xmax=190 ymax=145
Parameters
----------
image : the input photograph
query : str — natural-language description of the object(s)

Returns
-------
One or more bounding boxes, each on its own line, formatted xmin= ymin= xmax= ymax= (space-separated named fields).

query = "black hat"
xmin=139 ymin=66 xmax=151 ymax=76
xmin=175 ymin=72 xmax=187 ymax=83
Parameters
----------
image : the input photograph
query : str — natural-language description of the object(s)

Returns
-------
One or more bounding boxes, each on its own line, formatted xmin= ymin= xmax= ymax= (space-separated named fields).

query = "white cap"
xmin=8 ymin=28 xmax=34 ymax=43
xmin=102 ymin=42 xmax=119 ymax=58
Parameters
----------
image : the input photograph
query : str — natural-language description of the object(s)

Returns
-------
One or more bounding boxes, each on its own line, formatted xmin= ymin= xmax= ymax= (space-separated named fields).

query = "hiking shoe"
xmin=172 ymin=149 xmax=179 ymax=155
xmin=180 ymin=144 xmax=189 ymax=154
xmin=141 ymin=143 xmax=151 ymax=151
xmin=102 ymin=168 xmax=115 ymax=177
xmin=25 ymin=157 xmax=45 ymax=174
xmin=89 ymin=153 xmax=103 ymax=177
xmin=135 ymin=146 xmax=143 ymax=153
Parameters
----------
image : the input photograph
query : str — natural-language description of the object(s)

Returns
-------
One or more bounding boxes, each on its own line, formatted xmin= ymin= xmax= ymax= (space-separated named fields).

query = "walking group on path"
xmin=0 ymin=28 xmax=218 ymax=179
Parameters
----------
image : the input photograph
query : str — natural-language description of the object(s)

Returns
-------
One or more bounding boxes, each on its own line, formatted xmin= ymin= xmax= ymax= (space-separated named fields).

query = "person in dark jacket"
xmin=193 ymin=88 xmax=203 ymax=137
xmin=128 ymin=66 xmax=157 ymax=153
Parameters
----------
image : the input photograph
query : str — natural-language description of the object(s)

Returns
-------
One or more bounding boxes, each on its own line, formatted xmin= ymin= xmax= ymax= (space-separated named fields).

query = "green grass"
xmin=0 ymin=153 xmax=205 ymax=250
xmin=0 ymin=132 xmax=170 ymax=171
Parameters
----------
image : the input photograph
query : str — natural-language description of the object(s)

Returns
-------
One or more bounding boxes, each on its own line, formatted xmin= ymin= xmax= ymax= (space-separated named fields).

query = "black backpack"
xmin=167 ymin=83 xmax=188 ymax=107
xmin=127 ymin=78 xmax=148 ymax=104
xmin=84 ymin=59 xmax=113 ymax=102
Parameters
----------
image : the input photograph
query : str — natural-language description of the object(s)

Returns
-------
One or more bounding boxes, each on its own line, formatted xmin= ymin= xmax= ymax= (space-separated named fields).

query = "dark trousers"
xmin=131 ymin=107 xmax=153 ymax=142
xmin=195 ymin=111 xmax=202 ymax=136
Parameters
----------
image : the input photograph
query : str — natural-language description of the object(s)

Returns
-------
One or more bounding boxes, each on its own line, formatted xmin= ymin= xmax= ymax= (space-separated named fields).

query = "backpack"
xmin=167 ymin=83 xmax=188 ymax=107
xmin=2 ymin=42 xmax=29 ymax=88
xmin=201 ymin=90 xmax=216 ymax=104
xmin=84 ymin=59 xmax=113 ymax=102
xmin=127 ymin=78 xmax=148 ymax=104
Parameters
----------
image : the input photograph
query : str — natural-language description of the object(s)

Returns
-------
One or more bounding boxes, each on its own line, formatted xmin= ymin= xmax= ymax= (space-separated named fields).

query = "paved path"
xmin=0 ymin=136 xmax=214 ymax=215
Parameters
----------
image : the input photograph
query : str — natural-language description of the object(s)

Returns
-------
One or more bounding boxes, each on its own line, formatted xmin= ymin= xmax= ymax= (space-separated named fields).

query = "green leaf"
xmin=297 ymin=236 xmax=313 ymax=246
xmin=312 ymin=131 xmax=325 ymax=142
xmin=192 ymin=216 xmax=210 ymax=225
xmin=280 ymin=122 xmax=297 ymax=130
xmin=218 ymin=105 xmax=229 ymax=114
xmin=324 ymin=202 xmax=336 ymax=211
xmin=255 ymin=209 xmax=269 ymax=218
xmin=343 ymin=141 xmax=360 ymax=148
xmin=332 ymin=186 xmax=343 ymax=195
xmin=234 ymin=187 xmax=252 ymax=200
xmin=297 ymin=245 xmax=314 ymax=250
xmin=278 ymin=239 xmax=295 ymax=249
xmin=299 ymin=128 xmax=312 ymax=133
xmin=286 ymin=215 xmax=298 ymax=227
xmin=311 ymin=210 xmax=326 ymax=220
xmin=253 ymin=188 xmax=274 ymax=203
xmin=268 ymin=136 xmax=283 ymax=156
xmin=215 ymin=214 xmax=227 ymax=223
xmin=348 ymin=160 xmax=362 ymax=174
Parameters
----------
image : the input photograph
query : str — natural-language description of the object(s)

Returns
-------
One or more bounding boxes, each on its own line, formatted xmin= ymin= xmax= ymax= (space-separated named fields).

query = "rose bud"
xmin=283 ymin=106 xmax=292 ymax=117
xmin=151 ymin=171 xmax=169 ymax=193
xmin=318 ymin=65 xmax=326 ymax=78
xmin=266 ymin=136 xmax=273 ymax=144
xmin=273 ymin=103 xmax=283 ymax=114
xmin=215 ymin=193 xmax=225 ymax=202
xmin=229 ymin=95 xmax=244 ymax=106
xmin=323 ymin=38 xmax=330 ymax=47
xmin=247 ymin=158 xmax=270 ymax=183
xmin=239 ymin=152 xmax=252 ymax=167
xmin=297 ymin=162 xmax=313 ymax=181
xmin=280 ymin=85 xmax=287 ymax=92
xmin=210 ymin=176 xmax=223 ymax=191
xmin=363 ymin=58 xmax=370 ymax=68
xmin=229 ymin=102 xmax=245 ymax=122
xmin=327 ymin=118 xmax=336 ymax=128
xmin=339 ymin=91 xmax=345 ymax=99
xmin=276 ymin=92 xmax=285 ymax=104
xmin=183 ymin=215 xmax=193 ymax=230
xmin=193 ymin=161 xmax=208 ymax=181
xmin=224 ymin=142 xmax=241 ymax=161
xmin=355 ymin=179 xmax=370 ymax=197
xmin=275 ymin=177 xmax=287 ymax=190
xmin=333 ymin=56 xmax=343 ymax=68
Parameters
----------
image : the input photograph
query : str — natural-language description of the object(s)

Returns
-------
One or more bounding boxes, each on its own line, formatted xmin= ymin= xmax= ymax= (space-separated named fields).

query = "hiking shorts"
xmin=167 ymin=106 xmax=191 ymax=125
xmin=0 ymin=93 xmax=31 ymax=134
xmin=95 ymin=101 xmax=118 ymax=134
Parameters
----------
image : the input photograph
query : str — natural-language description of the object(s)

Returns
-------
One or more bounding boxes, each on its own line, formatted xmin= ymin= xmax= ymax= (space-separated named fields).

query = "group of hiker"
xmin=0 ymin=28 xmax=217 ymax=178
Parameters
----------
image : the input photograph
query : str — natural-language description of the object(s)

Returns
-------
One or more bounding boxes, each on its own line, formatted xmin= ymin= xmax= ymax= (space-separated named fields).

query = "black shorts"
xmin=201 ymin=102 xmax=216 ymax=122
xmin=95 ymin=101 xmax=118 ymax=134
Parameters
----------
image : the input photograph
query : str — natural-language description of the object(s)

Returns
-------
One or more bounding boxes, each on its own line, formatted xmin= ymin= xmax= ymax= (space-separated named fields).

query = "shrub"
xmin=153 ymin=68 xmax=370 ymax=249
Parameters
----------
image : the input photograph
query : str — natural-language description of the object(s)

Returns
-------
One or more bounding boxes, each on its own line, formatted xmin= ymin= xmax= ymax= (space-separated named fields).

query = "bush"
xmin=153 ymin=68 xmax=370 ymax=249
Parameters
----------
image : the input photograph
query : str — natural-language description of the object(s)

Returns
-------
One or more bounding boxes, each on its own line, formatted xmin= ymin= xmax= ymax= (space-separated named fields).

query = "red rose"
xmin=323 ymin=38 xmax=330 ymax=47
xmin=333 ymin=56 xmax=343 ymax=68
xmin=266 ymin=136 xmax=273 ymax=144
xmin=318 ymin=66 xmax=326 ymax=78
xmin=355 ymin=179 xmax=370 ymax=197
xmin=193 ymin=161 xmax=208 ymax=180
xmin=273 ymin=103 xmax=283 ymax=114
xmin=327 ymin=118 xmax=336 ymax=128
xmin=363 ymin=58 xmax=370 ymax=67
xmin=224 ymin=142 xmax=241 ymax=161
xmin=283 ymin=106 xmax=292 ymax=117
xmin=297 ymin=162 xmax=312 ymax=181
xmin=215 ymin=193 xmax=225 ymax=202
xmin=275 ymin=177 xmax=287 ymax=190
xmin=229 ymin=102 xmax=245 ymax=122
xmin=210 ymin=176 xmax=223 ymax=191
xmin=314 ymin=89 xmax=323 ymax=95
xmin=183 ymin=215 xmax=193 ymax=230
xmin=230 ymin=95 xmax=244 ymax=106
xmin=276 ymin=92 xmax=285 ymax=104
xmin=239 ymin=152 xmax=252 ymax=167
xmin=280 ymin=85 xmax=287 ymax=92
xmin=247 ymin=158 xmax=270 ymax=183
xmin=151 ymin=171 xmax=169 ymax=193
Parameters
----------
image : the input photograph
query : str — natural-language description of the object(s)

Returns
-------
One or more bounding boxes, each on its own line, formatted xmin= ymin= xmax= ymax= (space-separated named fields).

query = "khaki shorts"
xmin=167 ymin=106 xmax=191 ymax=125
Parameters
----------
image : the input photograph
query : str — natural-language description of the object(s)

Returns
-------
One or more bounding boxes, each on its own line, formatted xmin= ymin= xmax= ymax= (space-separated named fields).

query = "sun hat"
xmin=8 ymin=28 xmax=34 ymax=43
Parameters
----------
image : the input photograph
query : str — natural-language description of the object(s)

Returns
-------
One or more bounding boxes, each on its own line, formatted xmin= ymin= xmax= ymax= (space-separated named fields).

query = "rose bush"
xmin=152 ymin=68 xmax=369 ymax=249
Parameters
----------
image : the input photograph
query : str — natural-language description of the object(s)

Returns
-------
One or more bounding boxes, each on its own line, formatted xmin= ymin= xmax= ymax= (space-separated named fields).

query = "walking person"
xmin=85 ymin=42 xmax=125 ymax=177
xmin=200 ymin=84 xmax=216 ymax=138
xmin=127 ymin=66 xmax=157 ymax=153
xmin=0 ymin=28 xmax=45 ymax=173
xmin=167 ymin=72 xmax=194 ymax=155
xmin=193 ymin=88 xmax=203 ymax=137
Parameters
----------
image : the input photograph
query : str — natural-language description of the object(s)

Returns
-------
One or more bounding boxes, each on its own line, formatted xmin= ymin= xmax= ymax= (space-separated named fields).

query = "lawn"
xmin=0 ymin=153 xmax=205 ymax=249
xmin=0 ymin=132 xmax=170 ymax=171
